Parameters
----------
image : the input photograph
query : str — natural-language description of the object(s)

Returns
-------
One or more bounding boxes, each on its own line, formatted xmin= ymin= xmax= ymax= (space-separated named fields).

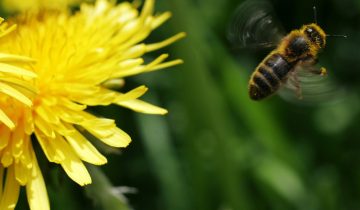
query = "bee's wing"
xmin=227 ymin=0 xmax=286 ymax=49
xmin=279 ymin=67 xmax=347 ymax=105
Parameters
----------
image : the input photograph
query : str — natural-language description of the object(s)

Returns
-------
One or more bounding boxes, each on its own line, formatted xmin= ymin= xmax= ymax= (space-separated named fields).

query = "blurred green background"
xmin=13 ymin=0 xmax=360 ymax=209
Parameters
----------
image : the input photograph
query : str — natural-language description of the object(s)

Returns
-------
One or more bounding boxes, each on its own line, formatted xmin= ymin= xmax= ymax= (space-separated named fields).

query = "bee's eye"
xmin=307 ymin=28 xmax=313 ymax=33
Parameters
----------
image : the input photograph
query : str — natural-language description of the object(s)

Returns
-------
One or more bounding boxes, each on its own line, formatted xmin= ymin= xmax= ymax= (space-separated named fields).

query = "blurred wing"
xmin=278 ymin=67 xmax=347 ymax=105
xmin=227 ymin=0 xmax=286 ymax=49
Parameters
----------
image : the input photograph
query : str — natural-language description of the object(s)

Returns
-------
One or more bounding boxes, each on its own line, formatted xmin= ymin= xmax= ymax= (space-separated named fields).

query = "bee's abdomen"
xmin=249 ymin=53 xmax=294 ymax=100
xmin=265 ymin=53 xmax=294 ymax=80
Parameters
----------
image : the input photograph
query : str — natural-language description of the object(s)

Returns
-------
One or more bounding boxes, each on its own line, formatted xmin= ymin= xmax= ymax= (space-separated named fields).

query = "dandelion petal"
xmin=26 ymin=151 xmax=50 ymax=210
xmin=0 ymin=166 xmax=20 ymax=210
xmin=56 ymin=136 xmax=92 ymax=185
xmin=0 ymin=109 xmax=14 ymax=129
xmin=117 ymin=99 xmax=168 ymax=115
xmin=65 ymin=128 xmax=107 ymax=165
xmin=99 ymin=127 xmax=132 ymax=147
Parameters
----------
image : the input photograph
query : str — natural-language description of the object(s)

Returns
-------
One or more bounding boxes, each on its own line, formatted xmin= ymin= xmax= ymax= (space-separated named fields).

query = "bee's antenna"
xmin=313 ymin=6 xmax=318 ymax=24
xmin=313 ymin=4 xmax=347 ymax=39
xmin=326 ymin=34 xmax=348 ymax=38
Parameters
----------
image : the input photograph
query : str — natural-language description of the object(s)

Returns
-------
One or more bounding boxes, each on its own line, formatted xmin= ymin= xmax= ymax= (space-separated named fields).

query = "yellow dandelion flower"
xmin=0 ymin=0 xmax=184 ymax=209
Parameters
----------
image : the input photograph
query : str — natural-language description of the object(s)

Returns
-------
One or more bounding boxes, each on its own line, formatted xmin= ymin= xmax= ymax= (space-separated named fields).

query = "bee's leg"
xmin=287 ymin=72 xmax=303 ymax=99
xmin=318 ymin=67 xmax=327 ymax=76
xmin=309 ymin=66 xmax=327 ymax=76
xmin=299 ymin=56 xmax=327 ymax=76
xmin=292 ymin=74 xmax=303 ymax=99
xmin=304 ymin=65 xmax=327 ymax=76
xmin=301 ymin=56 xmax=318 ymax=66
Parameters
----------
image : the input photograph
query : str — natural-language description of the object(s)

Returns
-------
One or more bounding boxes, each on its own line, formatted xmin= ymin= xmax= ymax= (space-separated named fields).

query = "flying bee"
xmin=228 ymin=0 xmax=346 ymax=102
xmin=249 ymin=23 xmax=327 ymax=100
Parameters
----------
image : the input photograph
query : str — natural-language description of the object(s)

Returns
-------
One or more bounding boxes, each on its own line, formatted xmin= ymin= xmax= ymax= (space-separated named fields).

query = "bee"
xmin=228 ymin=1 xmax=346 ymax=102
xmin=249 ymin=23 xmax=327 ymax=100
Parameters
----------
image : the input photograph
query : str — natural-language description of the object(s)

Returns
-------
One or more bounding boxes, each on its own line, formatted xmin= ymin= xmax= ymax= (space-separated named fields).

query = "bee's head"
xmin=302 ymin=24 xmax=326 ymax=49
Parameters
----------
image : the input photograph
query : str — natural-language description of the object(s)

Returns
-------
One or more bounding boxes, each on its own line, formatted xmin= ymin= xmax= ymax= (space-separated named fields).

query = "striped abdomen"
xmin=249 ymin=53 xmax=295 ymax=100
